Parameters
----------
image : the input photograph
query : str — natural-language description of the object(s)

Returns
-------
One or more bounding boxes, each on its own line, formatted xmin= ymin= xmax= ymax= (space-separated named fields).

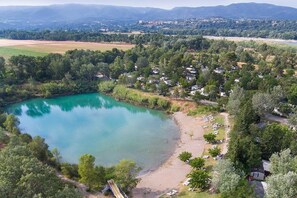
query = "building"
xmin=250 ymin=160 xmax=271 ymax=181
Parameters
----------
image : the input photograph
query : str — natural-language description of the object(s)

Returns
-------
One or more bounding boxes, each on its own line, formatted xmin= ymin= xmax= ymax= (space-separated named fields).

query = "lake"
xmin=6 ymin=93 xmax=179 ymax=172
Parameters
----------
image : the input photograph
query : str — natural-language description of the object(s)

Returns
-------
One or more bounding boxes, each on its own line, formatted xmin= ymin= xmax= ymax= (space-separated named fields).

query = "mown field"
xmin=0 ymin=39 xmax=134 ymax=59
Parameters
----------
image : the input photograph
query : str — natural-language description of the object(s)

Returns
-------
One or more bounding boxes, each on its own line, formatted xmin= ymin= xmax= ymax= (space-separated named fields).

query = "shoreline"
xmin=132 ymin=111 xmax=206 ymax=198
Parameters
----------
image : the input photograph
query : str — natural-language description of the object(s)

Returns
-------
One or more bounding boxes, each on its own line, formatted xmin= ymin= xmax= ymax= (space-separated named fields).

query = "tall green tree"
xmin=114 ymin=160 xmax=140 ymax=193
xmin=266 ymin=172 xmax=297 ymax=198
xmin=3 ymin=114 xmax=20 ymax=134
xmin=78 ymin=154 xmax=96 ymax=189
xmin=261 ymin=124 xmax=294 ymax=160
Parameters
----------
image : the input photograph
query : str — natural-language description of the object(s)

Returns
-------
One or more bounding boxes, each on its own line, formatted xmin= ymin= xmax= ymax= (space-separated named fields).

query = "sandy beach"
xmin=132 ymin=112 xmax=206 ymax=198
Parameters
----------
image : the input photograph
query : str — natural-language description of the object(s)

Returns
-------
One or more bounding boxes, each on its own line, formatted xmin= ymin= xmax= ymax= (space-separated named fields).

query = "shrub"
xmin=61 ymin=163 xmax=79 ymax=180
xmin=170 ymin=104 xmax=181 ymax=112
xmin=208 ymin=147 xmax=221 ymax=157
xmin=188 ymin=170 xmax=210 ymax=190
xmin=178 ymin=151 xmax=192 ymax=162
xmin=98 ymin=81 xmax=115 ymax=93
xmin=157 ymin=98 xmax=170 ymax=110
xmin=40 ymin=82 xmax=70 ymax=97
xmin=189 ymin=157 xmax=205 ymax=169
xmin=203 ymin=133 xmax=217 ymax=144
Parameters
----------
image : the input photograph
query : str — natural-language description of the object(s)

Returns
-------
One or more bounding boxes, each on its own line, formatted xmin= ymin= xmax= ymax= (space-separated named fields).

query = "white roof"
xmin=262 ymin=160 xmax=271 ymax=172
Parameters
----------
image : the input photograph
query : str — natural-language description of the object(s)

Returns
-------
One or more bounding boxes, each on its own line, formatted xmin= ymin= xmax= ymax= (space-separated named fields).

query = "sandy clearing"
xmin=132 ymin=112 xmax=206 ymax=198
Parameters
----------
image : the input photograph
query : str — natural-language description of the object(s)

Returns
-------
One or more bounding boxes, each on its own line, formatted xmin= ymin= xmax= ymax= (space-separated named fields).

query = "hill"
xmin=0 ymin=3 xmax=297 ymax=29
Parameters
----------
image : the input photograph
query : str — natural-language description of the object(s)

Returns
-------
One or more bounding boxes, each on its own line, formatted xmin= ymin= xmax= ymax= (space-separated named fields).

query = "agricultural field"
xmin=0 ymin=39 xmax=134 ymax=59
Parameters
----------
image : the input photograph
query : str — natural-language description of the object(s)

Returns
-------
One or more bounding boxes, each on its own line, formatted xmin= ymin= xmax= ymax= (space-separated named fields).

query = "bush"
xmin=112 ymin=85 xmax=171 ymax=110
xmin=40 ymin=82 xmax=70 ymax=97
xmin=170 ymin=104 xmax=181 ymax=112
xmin=98 ymin=81 xmax=116 ymax=94
xmin=61 ymin=163 xmax=79 ymax=180
xmin=203 ymin=133 xmax=217 ymax=144
xmin=0 ymin=129 xmax=9 ymax=144
xmin=178 ymin=151 xmax=192 ymax=162
xmin=189 ymin=157 xmax=205 ymax=169
xmin=188 ymin=170 xmax=210 ymax=190
xmin=208 ymin=147 xmax=221 ymax=157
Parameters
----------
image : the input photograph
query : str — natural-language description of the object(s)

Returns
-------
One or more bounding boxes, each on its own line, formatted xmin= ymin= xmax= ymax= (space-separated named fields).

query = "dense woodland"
xmin=1 ymin=35 xmax=297 ymax=197
xmin=0 ymin=30 xmax=177 ymax=44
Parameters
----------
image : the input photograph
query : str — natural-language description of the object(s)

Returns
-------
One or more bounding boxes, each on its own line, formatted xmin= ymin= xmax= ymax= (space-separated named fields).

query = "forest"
xmin=1 ymin=35 xmax=297 ymax=197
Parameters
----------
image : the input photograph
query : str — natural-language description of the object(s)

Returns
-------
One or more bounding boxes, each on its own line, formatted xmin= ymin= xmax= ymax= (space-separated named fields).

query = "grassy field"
xmin=0 ymin=47 xmax=48 ymax=59
xmin=0 ymin=39 xmax=134 ymax=59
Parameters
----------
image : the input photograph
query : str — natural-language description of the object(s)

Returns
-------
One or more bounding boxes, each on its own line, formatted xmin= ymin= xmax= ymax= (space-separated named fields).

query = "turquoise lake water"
xmin=6 ymin=93 xmax=179 ymax=171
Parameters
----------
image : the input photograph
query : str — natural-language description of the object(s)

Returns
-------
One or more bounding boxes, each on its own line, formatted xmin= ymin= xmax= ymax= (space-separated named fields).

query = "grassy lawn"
xmin=187 ymin=105 xmax=218 ymax=116
xmin=178 ymin=187 xmax=220 ymax=198
xmin=0 ymin=47 xmax=48 ymax=59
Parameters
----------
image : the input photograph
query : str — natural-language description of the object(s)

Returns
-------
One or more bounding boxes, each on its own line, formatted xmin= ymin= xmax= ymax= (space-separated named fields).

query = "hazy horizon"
xmin=0 ymin=0 xmax=296 ymax=9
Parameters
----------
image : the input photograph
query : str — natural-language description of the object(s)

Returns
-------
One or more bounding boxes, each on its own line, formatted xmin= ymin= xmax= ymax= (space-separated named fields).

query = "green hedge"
xmin=99 ymin=83 xmax=171 ymax=111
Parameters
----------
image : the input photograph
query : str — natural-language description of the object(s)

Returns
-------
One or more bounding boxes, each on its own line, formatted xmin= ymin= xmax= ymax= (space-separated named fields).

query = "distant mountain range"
xmin=0 ymin=3 xmax=297 ymax=24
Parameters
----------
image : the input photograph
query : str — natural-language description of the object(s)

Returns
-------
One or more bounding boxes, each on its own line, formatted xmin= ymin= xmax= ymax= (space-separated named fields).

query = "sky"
xmin=0 ymin=0 xmax=296 ymax=9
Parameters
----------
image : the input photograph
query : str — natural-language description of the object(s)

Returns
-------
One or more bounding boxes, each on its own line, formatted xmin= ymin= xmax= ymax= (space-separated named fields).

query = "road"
xmin=264 ymin=113 xmax=289 ymax=125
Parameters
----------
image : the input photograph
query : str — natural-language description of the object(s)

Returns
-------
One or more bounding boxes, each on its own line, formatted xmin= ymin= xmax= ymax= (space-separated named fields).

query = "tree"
xmin=79 ymin=63 xmax=98 ymax=81
xmin=203 ymin=133 xmax=216 ymax=144
xmin=28 ymin=136 xmax=50 ymax=162
xmin=288 ymin=84 xmax=297 ymax=105
xmin=261 ymin=124 xmax=294 ymax=160
xmin=233 ymin=100 xmax=259 ymax=134
xmin=114 ymin=160 xmax=140 ymax=193
xmin=252 ymin=92 xmax=274 ymax=115
xmin=98 ymin=81 xmax=115 ymax=93
xmin=266 ymin=172 xmax=297 ymax=198
xmin=52 ymin=147 xmax=62 ymax=165
xmin=188 ymin=170 xmax=210 ymax=190
xmin=288 ymin=109 xmax=297 ymax=129
xmin=3 ymin=114 xmax=20 ymax=134
xmin=0 ymin=145 xmax=80 ymax=197
xmin=0 ymin=129 xmax=9 ymax=144
xmin=135 ymin=57 xmax=149 ymax=68
xmin=61 ymin=163 xmax=79 ymax=180
xmin=212 ymin=159 xmax=241 ymax=194
xmin=78 ymin=154 xmax=96 ymax=189
xmin=54 ymin=186 xmax=81 ymax=198
xmin=270 ymin=149 xmax=296 ymax=175
xmin=221 ymin=179 xmax=254 ymax=198
xmin=0 ymin=56 xmax=5 ymax=73
xmin=158 ymin=82 xmax=169 ymax=96
xmin=189 ymin=157 xmax=205 ymax=169
xmin=226 ymin=86 xmax=245 ymax=115
xmin=208 ymin=147 xmax=221 ymax=157
xmin=178 ymin=151 xmax=192 ymax=162
xmin=270 ymin=85 xmax=286 ymax=104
